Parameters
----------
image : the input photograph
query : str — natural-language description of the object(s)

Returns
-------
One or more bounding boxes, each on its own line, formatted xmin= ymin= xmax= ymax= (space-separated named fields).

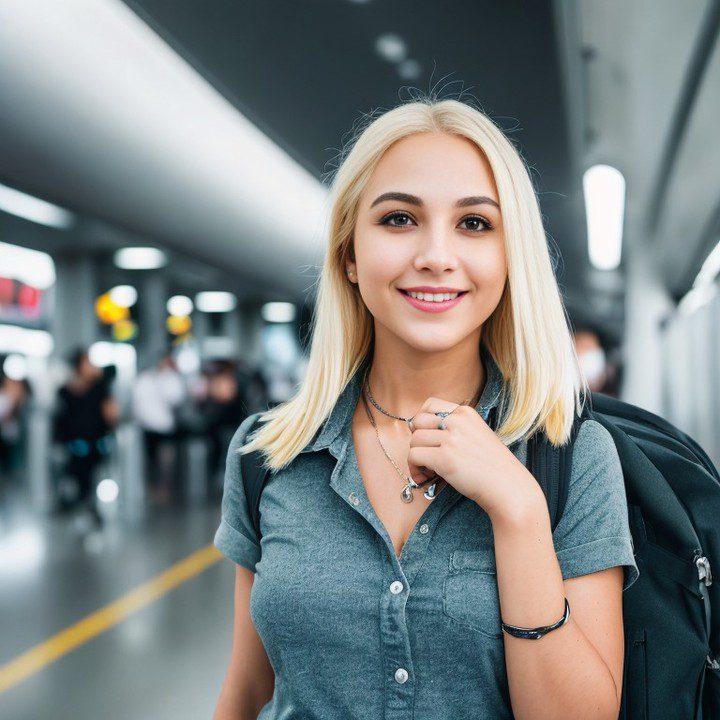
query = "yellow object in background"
xmin=166 ymin=314 xmax=192 ymax=335
xmin=95 ymin=292 xmax=129 ymax=324
xmin=112 ymin=318 xmax=138 ymax=341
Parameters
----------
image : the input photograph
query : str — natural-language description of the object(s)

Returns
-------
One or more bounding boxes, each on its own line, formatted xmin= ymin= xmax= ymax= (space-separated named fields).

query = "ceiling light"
xmin=109 ymin=285 xmax=137 ymax=307
xmin=0 ymin=241 xmax=55 ymax=289
xmin=195 ymin=291 xmax=236 ymax=313
xmin=375 ymin=33 xmax=407 ymax=63
xmin=167 ymin=295 xmax=193 ymax=316
xmin=0 ymin=326 xmax=53 ymax=357
xmin=262 ymin=302 xmax=297 ymax=323
xmin=0 ymin=182 xmax=74 ymax=229
xmin=678 ymin=236 xmax=720 ymax=315
xmin=678 ymin=283 xmax=717 ymax=316
xmin=397 ymin=59 xmax=421 ymax=80
xmin=583 ymin=164 xmax=625 ymax=271
xmin=96 ymin=479 xmax=119 ymax=504
xmin=114 ymin=247 xmax=167 ymax=270
xmin=694 ymin=238 xmax=720 ymax=288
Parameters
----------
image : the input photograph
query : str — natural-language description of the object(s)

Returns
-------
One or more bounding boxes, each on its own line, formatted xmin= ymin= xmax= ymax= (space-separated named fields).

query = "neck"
xmin=363 ymin=339 xmax=486 ymax=423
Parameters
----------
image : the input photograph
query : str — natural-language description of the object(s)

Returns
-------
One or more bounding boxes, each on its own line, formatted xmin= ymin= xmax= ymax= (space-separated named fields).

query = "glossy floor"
xmin=0 ymin=486 xmax=236 ymax=719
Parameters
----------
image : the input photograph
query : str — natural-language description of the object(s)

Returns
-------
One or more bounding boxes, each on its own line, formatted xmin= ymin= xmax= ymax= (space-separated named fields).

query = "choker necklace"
xmin=360 ymin=365 xmax=483 ymax=503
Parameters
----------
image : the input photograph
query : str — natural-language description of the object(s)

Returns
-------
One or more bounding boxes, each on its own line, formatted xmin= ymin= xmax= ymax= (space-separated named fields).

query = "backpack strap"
xmin=239 ymin=415 xmax=270 ymax=541
xmin=525 ymin=398 xmax=592 ymax=532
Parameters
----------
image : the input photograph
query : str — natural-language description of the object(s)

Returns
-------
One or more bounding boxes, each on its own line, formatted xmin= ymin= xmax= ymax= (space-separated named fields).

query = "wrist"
xmin=485 ymin=470 xmax=547 ymax=529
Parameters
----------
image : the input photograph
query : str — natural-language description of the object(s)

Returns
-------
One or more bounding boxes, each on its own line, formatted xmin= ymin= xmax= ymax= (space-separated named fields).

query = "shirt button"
xmin=390 ymin=580 xmax=403 ymax=594
xmin=394 ymin=667 xmax=409 ymax=684
xmin=348 ymin=492 xmax=360 ymax=505
xmin=419 ymin=523 xmax=429 ymax=534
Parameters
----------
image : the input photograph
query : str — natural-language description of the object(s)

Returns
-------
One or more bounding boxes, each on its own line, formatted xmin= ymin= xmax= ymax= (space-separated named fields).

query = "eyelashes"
xmin=377 ymin=210 xmax=494 ymax=232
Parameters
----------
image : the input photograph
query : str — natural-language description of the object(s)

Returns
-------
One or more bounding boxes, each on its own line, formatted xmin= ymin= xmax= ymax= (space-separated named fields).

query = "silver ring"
xmin=435 ymin=410 xmax=452 ymax=430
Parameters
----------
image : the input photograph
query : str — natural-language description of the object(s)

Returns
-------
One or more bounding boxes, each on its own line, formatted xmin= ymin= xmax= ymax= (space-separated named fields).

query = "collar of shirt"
xmin=300 ymin=342 xmax=506 ymax=456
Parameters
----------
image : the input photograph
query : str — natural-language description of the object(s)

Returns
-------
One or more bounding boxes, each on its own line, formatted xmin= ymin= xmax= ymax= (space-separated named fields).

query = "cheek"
xmin=356 ymin=235 xmax=408 ymax=284
xmin=468 ymin=248 xmax=507 ymax=288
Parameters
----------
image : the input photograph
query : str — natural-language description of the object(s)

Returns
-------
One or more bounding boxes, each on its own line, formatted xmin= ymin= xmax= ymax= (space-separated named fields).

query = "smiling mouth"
xmin=397 ymin=288 xmax=469 ymax=312
xmin=398 ymin=289 xmax=469 ymax=300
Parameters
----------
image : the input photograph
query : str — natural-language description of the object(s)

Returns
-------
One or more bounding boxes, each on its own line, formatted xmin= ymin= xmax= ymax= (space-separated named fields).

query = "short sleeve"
xmin=213 ymin=412 xmax=263 ymax=573
xmin=552 ymin=419 xmax=640 ymax=592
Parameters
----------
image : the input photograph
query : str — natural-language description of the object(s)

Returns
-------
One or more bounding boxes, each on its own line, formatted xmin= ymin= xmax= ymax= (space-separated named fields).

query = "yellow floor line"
xmin=0 ymin=543 xmax=223 ymax=694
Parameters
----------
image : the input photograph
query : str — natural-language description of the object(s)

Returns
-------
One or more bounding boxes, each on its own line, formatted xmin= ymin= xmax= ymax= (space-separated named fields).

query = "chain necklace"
xmin=360 ymin=364 xmax=483 ymax=503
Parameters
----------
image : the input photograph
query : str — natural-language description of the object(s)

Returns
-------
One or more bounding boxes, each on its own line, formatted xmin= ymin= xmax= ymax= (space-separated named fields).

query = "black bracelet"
xmin=501 ymin=598 xmax=571 ymax=640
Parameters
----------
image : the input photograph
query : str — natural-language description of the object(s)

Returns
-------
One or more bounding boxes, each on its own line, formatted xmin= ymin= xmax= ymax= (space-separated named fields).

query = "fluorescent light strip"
xmin=583 ymin=164 xmax=625 ymax=271
xmin=195 ymin=291 xmax=236 ymax=313
xmin=114 ymin=247 xmax=167 ymax=270
xmin=262 ymin=301 xmax=296 ymax=323
xmin=0 ymin=182 xmax=74 ymax=230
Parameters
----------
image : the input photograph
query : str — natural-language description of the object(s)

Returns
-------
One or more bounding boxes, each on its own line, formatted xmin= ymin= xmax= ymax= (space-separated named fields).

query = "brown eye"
xmin=460 ymin=215 xmax=493 ymax=232
xmin=379 ymin=211 xmax=416 ymax=227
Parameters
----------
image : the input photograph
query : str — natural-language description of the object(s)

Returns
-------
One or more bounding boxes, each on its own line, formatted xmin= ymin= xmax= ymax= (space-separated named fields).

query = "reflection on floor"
xmin=0 ymin=487 xmax=236 ymax=720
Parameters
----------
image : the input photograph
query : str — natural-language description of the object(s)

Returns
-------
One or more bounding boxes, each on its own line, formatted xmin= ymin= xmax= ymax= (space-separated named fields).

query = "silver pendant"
xmin=401 ymin=484 xmax=414 ymax=503
xmin=423 ymin=482 xmax=438 ymax=500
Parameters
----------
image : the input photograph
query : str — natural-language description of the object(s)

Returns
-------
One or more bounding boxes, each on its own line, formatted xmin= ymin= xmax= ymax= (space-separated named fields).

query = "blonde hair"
xmin=241 ymin=96 xmax=589 ymax=471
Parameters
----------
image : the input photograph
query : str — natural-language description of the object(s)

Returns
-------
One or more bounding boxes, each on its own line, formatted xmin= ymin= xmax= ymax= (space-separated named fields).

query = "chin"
xmin=397 ymin=331 xmax=466 ymax=354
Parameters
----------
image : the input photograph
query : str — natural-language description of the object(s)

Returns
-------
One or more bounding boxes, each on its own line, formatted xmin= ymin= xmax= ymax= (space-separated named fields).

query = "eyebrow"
xmin=369 ymin=191 xmax=500 ymax=210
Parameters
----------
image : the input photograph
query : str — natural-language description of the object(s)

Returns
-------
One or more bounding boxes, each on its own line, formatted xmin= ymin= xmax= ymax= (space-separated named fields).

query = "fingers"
xmin=408 ymin=428 xmax=444 ymax=447
xmin=410 ymin=403 xmax=465 ymax=430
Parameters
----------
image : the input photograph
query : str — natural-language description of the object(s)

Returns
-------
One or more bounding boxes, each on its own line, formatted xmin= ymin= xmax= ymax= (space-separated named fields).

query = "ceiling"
xmin=560 ymin=0 xmax=720 ymax=301
xmin=1 ymin=0 xmax=717 ymax=343
xmin=0 ymin=0 xmax=586 ymax=313
xmin=123 ymin=0 xmax=591 ymax=304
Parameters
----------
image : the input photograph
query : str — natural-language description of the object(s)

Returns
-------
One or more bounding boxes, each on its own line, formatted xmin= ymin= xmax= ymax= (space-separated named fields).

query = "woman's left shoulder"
xmin=554 ymin=417 xmax=639 ymax=590
xmin=570 ymin=418 xmax=621 ymax=477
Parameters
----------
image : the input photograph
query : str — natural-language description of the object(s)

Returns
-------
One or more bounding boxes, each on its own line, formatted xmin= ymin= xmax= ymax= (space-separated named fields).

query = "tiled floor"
xmin=0 ymin=486 xmax=237 ymax=720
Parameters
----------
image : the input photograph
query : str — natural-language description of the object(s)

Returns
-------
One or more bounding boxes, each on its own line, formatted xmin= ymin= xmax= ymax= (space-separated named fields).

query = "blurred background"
xmin=1 ymin=0 xmax=719 ymax=717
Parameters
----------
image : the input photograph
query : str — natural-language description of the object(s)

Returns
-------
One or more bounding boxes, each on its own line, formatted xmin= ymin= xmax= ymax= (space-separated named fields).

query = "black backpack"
xmin=239 ymin=391 xmax=720 ymax=719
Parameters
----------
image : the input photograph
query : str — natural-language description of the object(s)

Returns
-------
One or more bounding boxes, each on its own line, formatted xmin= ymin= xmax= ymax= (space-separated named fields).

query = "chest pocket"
xmin=442 ymin=548 xmax=504 ymax=639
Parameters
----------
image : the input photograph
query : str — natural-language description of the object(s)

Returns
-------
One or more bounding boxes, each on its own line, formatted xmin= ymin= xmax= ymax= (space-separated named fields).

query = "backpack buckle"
xmin=695 ymin=555 xmax=713 ymax=587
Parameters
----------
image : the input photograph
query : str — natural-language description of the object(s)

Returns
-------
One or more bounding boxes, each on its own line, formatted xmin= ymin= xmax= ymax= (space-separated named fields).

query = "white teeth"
xmin=407 ymin=291 xmax=460 ymax=302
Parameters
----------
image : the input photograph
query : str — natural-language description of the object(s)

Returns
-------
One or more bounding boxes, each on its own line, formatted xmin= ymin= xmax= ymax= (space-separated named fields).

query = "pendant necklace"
xmin=360 ymin=365 xmax=483 ymax=503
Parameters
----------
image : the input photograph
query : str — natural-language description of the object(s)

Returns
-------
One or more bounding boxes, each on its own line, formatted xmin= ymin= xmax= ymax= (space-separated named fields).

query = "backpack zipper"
xmin=695 ymin=551 xmax=713 ymax=586
xmin=693 ymin=551 xmax=718 ymax=671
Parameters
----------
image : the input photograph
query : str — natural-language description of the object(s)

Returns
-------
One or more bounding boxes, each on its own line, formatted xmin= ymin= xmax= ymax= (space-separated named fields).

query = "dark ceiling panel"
xmin=124 ymin=0 xmax=587 ymax=297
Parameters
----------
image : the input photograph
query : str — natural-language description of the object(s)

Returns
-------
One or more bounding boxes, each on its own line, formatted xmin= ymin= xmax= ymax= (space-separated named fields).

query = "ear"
xmin=346 ymin=245 xmax=357 ymax=282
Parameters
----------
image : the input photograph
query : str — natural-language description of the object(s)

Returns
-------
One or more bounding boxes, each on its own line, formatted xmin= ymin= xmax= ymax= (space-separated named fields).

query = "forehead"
xmin=364 ymin=132 xmax=498 ymax=201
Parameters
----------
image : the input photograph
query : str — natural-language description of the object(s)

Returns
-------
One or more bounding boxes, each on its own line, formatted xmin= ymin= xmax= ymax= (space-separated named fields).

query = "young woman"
xmin=212 ymin=97 xmax=639 ymax=720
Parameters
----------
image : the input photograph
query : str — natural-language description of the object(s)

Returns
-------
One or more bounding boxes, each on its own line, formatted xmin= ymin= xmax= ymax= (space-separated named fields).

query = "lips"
xmin=398 ymin=289 xmax=468 ymax=313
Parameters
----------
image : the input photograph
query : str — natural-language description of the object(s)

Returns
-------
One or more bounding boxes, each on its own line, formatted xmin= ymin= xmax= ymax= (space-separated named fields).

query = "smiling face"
xmin=347 ymin=131 xmax=508 ymax=355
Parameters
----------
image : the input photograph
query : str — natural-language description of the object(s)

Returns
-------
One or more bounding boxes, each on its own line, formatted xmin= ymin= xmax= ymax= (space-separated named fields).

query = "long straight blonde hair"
xmin=241 ymin=97 xmax=589 ymax=471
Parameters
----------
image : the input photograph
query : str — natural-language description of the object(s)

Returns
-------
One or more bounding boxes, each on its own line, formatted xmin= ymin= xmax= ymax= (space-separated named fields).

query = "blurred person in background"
xmin=236 ymin=356 xmax=270 ymax=416
xmin=200 ymin=359 xmax=247 ymax=483
xmin=132 ymin=351 xmax=186 ymax=506
xmin=52 ymin=347 xmax=119 ymax=529
xmin=0 ymin=372 xmax=30 ymax=483
xmin=573 ymin=326 xmax=621 ymax=396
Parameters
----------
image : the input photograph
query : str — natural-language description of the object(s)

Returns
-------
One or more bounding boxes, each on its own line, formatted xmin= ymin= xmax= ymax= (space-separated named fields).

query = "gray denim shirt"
xmin=214 ymin=344 xmax=639 ymax=719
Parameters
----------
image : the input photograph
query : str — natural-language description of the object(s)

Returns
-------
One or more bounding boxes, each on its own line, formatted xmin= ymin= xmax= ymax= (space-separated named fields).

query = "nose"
xmin=412 ymin=224 xmax=459 ymax=274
